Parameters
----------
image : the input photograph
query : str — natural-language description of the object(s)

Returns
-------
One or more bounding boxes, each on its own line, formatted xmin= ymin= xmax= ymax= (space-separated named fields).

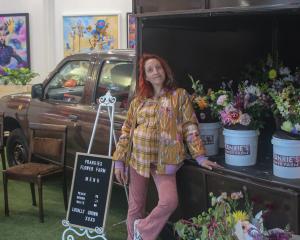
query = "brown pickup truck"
xmin=0 ymin=49 xmax=135 ymax=169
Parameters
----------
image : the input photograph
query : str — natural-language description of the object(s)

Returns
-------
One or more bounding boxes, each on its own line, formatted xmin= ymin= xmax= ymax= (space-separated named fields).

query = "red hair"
xmin=137 ymin=54 xmax=176 ymax=98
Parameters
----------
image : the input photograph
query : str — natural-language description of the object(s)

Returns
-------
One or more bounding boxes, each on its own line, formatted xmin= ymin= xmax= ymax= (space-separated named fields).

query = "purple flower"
xmin=248 ymin=227 xmax=263 ymax=240
xmin=267 ymin=228 xmax=292 ymax=240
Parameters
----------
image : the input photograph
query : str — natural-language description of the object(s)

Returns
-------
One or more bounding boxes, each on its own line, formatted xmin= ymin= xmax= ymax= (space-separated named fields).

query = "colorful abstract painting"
xmin=0 ymin=13 xmax=30 ymax=69
xmin=127 ymin=13 xmax=136 ymax=49
xmin=63 ymin=14 xmax=119 ymax=56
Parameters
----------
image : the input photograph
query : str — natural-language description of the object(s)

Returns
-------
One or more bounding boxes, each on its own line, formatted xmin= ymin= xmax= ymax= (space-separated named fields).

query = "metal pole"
xmin=88 ymin=103 xmax=102 ymax=154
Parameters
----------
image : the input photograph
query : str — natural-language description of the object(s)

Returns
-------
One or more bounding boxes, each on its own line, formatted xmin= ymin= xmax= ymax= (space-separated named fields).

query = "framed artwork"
xmin=63 ymin=14 xmax=120 ymax=56
xmin=127 ymin=13 xmax=136 ymax=49
xmin=0 ymin=13 xmax=30 ymax=69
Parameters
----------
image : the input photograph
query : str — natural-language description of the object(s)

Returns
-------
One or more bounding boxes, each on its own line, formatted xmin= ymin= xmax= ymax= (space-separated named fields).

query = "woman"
xmin=112 ymin=54 xmax=219 ymax=240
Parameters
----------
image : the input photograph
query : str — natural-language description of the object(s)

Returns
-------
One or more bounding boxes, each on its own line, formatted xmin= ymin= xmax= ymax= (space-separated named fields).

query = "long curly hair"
xmin=137 ymin=53 xmax=176 ymax=98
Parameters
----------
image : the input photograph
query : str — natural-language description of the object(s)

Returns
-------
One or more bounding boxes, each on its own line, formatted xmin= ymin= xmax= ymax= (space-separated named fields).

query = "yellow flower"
xmin=197 ymin=97 xmax=208 ymax=110
xmin=269 ymin=69 xmax=277 ymax=80
xmin=232 ymin=211 xmax=249 ymax=223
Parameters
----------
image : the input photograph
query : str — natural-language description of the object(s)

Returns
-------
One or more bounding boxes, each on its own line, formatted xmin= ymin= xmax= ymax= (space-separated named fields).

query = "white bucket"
xmin=223 ymin=129 xmax=259 ymax=166
xmin=199 ymin=122 xmax=221 ymax=156
xmin=219 ymin=126 xmax=225 ymax=148
xmin=272 ymin=136 xmax=300 ymax=179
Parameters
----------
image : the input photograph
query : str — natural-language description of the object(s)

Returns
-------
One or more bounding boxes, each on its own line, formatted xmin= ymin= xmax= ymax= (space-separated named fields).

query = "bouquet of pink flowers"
xmin=210 ymin=81 xmax=268 ymax=130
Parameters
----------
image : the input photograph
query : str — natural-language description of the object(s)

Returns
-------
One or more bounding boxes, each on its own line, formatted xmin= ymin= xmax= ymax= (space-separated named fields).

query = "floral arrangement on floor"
xmin=174 ymin=188 xmax=292 ymax=240
xmin=0 ymin=67 xmax=39 ymax=85
xmin=189 ymin=74 xmax=219 ymax=123
xmin=210 ymin=80 xmax=268 ymax=130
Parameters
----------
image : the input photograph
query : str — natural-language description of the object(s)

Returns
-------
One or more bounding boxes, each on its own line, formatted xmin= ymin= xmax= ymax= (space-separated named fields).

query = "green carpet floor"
xmin=0 ymin=162 xmax=128 ymax=240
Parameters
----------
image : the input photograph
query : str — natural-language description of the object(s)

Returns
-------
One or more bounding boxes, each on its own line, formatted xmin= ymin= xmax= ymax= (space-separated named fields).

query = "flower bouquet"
xmin=241 ymin=54 xmax=300 ymax=132
xmin=241 ymin=54 xmax=299 ymax=92
xmin=210 ymin=80 xmax=268 ymax=166
xmin=189 ymin=74 xmax=219 ymax=123
xmin=189 ymin=75 xmax=223 ymax=155
xmin=269 ymin=85 xmax=300 ymax=138
xmin=212 ymin=80 xmax=267 ymax=130
xmin=174 ymin=189 xmax=292 ymax=240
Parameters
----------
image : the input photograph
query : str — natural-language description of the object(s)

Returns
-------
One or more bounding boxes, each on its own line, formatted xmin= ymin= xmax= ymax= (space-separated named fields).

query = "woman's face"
xmin=144 ymin=58 xmax=166 ymax=88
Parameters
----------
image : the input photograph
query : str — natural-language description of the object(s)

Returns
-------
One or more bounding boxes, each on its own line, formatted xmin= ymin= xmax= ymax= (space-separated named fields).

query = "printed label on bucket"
xmin=201 ymin=135 xmax=214 ymax=145
xmin=273 ymin=154 xmax=300 ymax=167
xmin=225 ymin=144 xmax=250 ymax=155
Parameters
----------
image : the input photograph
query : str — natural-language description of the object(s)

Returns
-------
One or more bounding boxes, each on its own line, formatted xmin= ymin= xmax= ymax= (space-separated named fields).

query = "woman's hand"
xmin=200 ymin=159 xmax=222 ymax=170
xmin=115 ymin=167 xmax=128 ymax=185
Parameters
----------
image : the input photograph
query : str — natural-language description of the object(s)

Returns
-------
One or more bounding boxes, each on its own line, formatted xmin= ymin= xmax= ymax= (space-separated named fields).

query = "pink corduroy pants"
xmin=126 ymin=166 xmax=178 ymax=240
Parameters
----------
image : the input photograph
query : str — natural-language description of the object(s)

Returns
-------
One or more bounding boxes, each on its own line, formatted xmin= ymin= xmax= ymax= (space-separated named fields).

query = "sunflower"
xmin=232 ymin=211 xmax=249 ymax=223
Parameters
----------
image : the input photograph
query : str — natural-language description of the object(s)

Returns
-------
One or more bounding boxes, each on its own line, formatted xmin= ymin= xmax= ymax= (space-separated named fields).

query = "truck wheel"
xmin=6 ymin=128 xmax=29 ymax=167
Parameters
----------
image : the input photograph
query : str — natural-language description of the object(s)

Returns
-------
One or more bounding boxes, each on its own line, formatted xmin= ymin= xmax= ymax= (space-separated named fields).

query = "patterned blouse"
xmin=130 ymin=99 xmax=160 ymax=177
xmin=113 ymin=88 xmax=206 ymax=177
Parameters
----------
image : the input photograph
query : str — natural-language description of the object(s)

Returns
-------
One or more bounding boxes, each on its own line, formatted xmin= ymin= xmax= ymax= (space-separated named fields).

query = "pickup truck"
xmin=0 ymin=49 xmax=135 ymax=168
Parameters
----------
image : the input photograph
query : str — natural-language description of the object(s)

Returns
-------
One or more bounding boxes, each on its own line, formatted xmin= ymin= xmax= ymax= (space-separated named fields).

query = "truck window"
xmin=45 ymin=60 xmax=90 ymax=103
xmin=97 ymin=60 xmax=133 ymax=109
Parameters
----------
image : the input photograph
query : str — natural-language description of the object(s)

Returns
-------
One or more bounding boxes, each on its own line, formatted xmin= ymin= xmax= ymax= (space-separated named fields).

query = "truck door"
xmin=72 ymin=58 xmax=134 ymax=158
xmin=27 ymin=58 xmax=95 ymax=169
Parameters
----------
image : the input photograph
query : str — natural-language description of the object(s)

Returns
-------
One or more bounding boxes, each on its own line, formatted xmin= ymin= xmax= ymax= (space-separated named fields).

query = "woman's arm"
xmin=179 ymin=89 xmax=206 ymax=158
xmin=179 ymin=89 xmax=221 ymax=170
xmin=112 ymin=98 xmax=136 ymax=163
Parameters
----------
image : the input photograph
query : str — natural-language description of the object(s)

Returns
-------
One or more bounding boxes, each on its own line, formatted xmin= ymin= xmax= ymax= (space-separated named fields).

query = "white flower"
xmin=239 ymin=113 xmax=251 ymax=126
xmin=211 ymin=196 xmax=217 ymax=206
xmin=279 ymin=67 xmax=291 ymax=75
xmin=244 ymin=85 xmax=261 ymax=97
xmin=217 ymin=95 xmax=228 ymax=106
xmin=283 ymin=74 xmax=295 ymax=82
xmin=295 ymin=123 xmax=300 ymax=131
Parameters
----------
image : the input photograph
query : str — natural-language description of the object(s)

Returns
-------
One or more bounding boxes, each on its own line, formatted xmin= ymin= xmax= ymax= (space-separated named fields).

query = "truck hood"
xmin=0 ymin=92 xmax=32 ymax=111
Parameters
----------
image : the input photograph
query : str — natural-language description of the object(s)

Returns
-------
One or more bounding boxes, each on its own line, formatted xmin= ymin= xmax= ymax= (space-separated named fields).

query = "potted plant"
xmin=211 ymin=80 xmax=267 ymax=166
xmin=243 ymin=54 xmax=300 ymax=178
xmin=269 ymin=84 xmax=300 ymax=179
xmin=174 ymin=188 xmax=292 ymax=240
xmin=189 ymin=74 xmax=221 ymax=156
xmin=0 ymin=67 xmax=39 ymax=85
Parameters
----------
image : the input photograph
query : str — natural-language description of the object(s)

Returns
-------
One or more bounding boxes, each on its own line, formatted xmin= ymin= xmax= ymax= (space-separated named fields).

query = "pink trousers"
xmin=127 ymin=166 xmax=178 ymax=240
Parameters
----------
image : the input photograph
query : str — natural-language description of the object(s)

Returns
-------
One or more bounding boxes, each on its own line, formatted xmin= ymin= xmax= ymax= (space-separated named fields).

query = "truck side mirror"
xmin=31 ymin=84 xmax=43 ymax=99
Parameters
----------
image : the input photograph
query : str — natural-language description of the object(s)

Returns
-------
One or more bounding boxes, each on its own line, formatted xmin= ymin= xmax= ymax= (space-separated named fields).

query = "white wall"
xmin=0 ymin=0 xmax=132 ymax=84
xmin=0 ymin=0 xmax=53 ymax=83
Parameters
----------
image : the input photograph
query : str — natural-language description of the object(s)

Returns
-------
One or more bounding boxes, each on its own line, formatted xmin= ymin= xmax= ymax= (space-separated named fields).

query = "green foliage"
xmin=269 ymin=85 xmax=300 ymax=135
xmin=0 ymin=67 xmax=39 ymax=85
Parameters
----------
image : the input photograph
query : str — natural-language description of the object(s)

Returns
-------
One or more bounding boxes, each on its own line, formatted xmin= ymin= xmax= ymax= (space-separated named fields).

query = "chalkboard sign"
xmin=66 ymin=152 xmax=114 ymax=231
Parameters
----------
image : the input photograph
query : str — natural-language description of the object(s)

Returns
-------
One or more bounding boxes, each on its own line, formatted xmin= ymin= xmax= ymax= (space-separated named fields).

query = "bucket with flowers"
xmin=189 ymin=75 xmax=221 ymax=156
xmin=269 ymin=84 xmax=300 ymax=179
xmin=211 ymin=80 xmax=268 ymax=166
xmin=243 ymin=54 xmax=300 ymax=178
